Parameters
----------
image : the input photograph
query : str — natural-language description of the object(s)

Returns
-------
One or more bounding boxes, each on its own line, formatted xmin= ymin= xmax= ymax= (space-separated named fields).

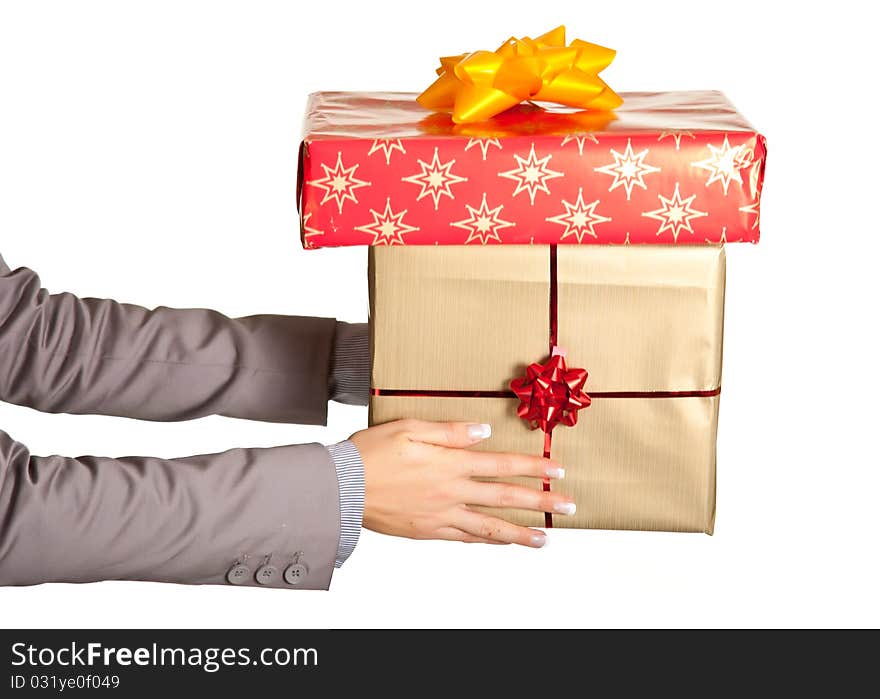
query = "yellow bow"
xmin=417 ymin=25 xmax=621 ymax=124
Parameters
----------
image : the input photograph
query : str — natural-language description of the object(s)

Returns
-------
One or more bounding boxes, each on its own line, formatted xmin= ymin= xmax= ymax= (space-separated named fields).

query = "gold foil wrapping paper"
xmin=369 ymin=245 xmax=725 ymax=533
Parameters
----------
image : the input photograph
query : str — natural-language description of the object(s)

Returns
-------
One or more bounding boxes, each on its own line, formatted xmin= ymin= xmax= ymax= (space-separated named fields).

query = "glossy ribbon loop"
xmin=510 ymin=349 xmax=591 ymax=433
xmin=418 ymin=25 xmax=621 ymax=124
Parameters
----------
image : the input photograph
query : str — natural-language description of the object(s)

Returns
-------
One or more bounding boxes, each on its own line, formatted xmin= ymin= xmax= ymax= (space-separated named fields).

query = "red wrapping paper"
xmin=298 ymin=91 xmax=765 ymax=248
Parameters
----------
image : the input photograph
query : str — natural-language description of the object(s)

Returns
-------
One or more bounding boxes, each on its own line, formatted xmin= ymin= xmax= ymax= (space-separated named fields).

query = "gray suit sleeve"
xmin=0 ymin=429 xmax=340 ymax=589
xmin=0 ymin=253 xmax=362 ymax=588
xmin=0 ymin=255 xmax=338 ymax=424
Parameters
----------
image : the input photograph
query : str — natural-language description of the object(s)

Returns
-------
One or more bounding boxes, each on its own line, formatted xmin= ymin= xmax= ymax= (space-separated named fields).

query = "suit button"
xmin=255 ymin=565 xmax=279 ymax=585
xmin=226 ymin=564 xmax=251 ymax=585
xmin=283 ymin=563 xmax=308 ymax=585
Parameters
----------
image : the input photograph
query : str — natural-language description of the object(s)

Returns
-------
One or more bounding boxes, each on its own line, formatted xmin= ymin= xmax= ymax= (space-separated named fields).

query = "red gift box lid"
xmin=298 ymin=91 xmax=765 ymax=248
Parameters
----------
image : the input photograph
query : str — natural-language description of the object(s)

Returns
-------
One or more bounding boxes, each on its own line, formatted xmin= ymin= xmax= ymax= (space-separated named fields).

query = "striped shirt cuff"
xmin=329 ymin=321 xmax=370 ymax=406
xmin=326 ymin=440 xmax=365 ymax=568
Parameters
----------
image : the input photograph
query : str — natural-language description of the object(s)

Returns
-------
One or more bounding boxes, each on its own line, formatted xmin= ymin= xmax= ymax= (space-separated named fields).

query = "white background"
xmin=0 ymin=0 xmax=877 ymax=629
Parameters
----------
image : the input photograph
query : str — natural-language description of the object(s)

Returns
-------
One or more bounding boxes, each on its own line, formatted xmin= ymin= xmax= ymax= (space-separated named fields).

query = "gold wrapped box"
xmin=369 ymin=244 xmax=725 ymax=533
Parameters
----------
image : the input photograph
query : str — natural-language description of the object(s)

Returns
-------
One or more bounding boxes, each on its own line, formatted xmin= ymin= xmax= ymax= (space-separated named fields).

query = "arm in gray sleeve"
xmin=0 ymin=428 xmax=341 ymax=589
xmin=0 ymin=253 xmax=369 ymax=584
xmin=0 ymin=254 xmax=346 ymax=425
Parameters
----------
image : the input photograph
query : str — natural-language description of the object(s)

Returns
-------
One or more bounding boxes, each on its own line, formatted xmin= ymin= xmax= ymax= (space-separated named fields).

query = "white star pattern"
xmin=749 ymin=158 xmax=763 ymax=200
xmin=692 ymin=135 xmax=746 ymax=195
xmin=594 ymin=139 xmax=661 ymax=200
xmin=642 ymin=183 xmax=708 ymax=242
xmin=736 ymin=146 xmax=755 ymax=170
xmin=451 ymin=193 xmax=515 ymax=245
xmin=658 ymin=131 xmax=695 ymax=150
xmin=464 ymin=138 xmax=502 ymax=160
xmin=401 ymin=147 xmax=468 ymax=210
xmin=498 ymin=143 xmax=564 ymax=205
xmin=545 ymin=188 xmax=611 ymax=243
xmin=310 ymin=152 xmax=371 ymax=214
xmin=354 ymin=198 xmax=419 ymax=245
xmin=301 ymin=212 xmax=324 ymax=246
xmin=561 ymin=133 xmax=599 ymax=156
xmin=739 ymin=201 xmax=760 ymax=230
xmin=705 ymin=226 xmax=729 ymax=244
xmin=368 ymin=138 xmax=406 ymax=165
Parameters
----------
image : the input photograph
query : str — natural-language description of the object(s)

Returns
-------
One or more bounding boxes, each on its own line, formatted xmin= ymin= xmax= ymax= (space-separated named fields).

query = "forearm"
xmin=0 ymin=255 xmax=369 ymax=423
xmin=0 ymin=428 xmax=341 ymax=589
xmin=0 ymin=253 xmax=369 ymax=578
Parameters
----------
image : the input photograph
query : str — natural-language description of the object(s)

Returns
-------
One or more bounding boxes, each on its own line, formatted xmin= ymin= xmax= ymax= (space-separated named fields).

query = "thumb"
xmin=401 ymin=420 xmax=492 ymax=448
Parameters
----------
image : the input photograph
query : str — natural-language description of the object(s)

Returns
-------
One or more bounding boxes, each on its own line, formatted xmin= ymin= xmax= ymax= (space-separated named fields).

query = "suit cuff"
xmin=329 ymin=322 xmax=370 ymax=406
xmin=326 ymin=440 xmax=365 ymax=568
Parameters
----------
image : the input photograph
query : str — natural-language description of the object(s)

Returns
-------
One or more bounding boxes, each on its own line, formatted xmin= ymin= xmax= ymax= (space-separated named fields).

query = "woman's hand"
xmin=350 ymin=419 xmax=575 ymax=547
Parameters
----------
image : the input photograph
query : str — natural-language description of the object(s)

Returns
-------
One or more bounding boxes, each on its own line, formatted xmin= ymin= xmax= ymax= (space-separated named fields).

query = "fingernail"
xmin=554 ymin=501 xmax=577 ymax=516
xmin=530 ymin=532 xmax=547 ymax=547
xmin=468 ymin=423 xmax=492 ymax=440
xmin=545 ymin=466 xmax=565 ymax=479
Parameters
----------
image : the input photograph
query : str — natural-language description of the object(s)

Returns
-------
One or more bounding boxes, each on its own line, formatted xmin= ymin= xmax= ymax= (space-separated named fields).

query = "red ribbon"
xmin=510 ymin=349 xmax=591 ymax=434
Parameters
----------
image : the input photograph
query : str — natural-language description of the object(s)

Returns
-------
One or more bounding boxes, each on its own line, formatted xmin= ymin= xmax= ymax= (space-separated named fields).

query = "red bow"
xmin=510 ymin=351 xmax=591 ymax=433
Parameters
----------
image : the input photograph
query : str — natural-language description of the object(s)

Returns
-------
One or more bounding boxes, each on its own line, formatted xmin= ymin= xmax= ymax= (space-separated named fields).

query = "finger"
xmin=435 ymin=527 xmax=511 ymax=545
xmin=453 ymin=509 xmax=547 ymax=548
xmin=459 ymin=450 xmax=565 ymax=480
xmin=399 ymin=419 xmax=493 ymax=448
xmin=460 ymin=481 xmax=577 ymax=516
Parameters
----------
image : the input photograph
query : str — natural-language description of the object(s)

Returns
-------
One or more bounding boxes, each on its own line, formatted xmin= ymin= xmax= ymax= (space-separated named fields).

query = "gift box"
xmin=298 ymin=91 xmax=765 ymax=248
xmin=369 ymin=244 xmax=724 ymax=531
xmin=297 ymin=30 xmax=765 ymax=532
